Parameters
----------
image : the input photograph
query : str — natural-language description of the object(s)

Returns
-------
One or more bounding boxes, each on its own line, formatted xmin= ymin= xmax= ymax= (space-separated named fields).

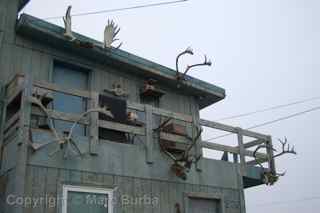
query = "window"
xmin=52 ymin=63 xmax=89 ymax=136
xmin=62 ymin=185 xmax=114 ymax=213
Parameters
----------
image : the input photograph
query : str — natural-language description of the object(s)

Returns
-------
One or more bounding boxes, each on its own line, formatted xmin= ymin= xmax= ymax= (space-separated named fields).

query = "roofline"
xmin=16 ymin=14 xmax=226 ymax=109
xmin=18 ymin=0 xmax=30 ymax=11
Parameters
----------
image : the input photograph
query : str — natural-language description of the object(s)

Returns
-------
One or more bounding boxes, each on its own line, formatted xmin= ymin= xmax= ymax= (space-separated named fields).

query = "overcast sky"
xmin=23 ymin=0 xmax=320 ymax=212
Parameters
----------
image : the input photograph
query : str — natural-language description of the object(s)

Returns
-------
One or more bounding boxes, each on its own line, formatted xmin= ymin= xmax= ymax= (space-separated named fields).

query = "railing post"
xmin=14 ymin=73 xmax=32 ymax=213
xmin=266 ymin=135 xmax=276 ymax=174
xmin=236 ymin=127 xmax=246 ymax=176
xmin=89 ymin=92 xmax=99 ymax=155
xmin=145 ymin=104 xmax=153 ymax=164
xmin=236 ymin=127 xmax=247 ymax=213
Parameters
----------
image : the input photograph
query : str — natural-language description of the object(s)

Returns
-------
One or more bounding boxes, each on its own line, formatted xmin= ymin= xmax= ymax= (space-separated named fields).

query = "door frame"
xmin=62 ymin=184 xmax=114 ymax=213
xmin=184 ymin=192 xmax=226 ymax=213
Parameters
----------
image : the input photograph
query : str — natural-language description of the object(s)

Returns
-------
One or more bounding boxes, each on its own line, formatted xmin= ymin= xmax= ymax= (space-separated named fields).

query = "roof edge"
xmin=16 ymin=14 xmax=226 ymax=109
xmin=18 ymin=0 xmax=30 ymax=11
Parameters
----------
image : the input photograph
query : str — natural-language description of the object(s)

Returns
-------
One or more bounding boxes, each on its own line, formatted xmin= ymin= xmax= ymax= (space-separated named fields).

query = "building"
xmin=0 ymin=0 xmax=288 ymax=213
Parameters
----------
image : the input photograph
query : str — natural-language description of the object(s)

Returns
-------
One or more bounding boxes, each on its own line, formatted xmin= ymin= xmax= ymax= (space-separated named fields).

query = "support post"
xmin=266 ymin=135 xmax=276 ymax=174
xmin=14 ymin=73 xmax=32 ymax=213
xmin=191 ymin=102 xmax=202 ymax=171
xmin=89 ymin=92 xmax=99 ymax=155
xmin=236 ymin=127 xmax=246 ymax=213
xmin=236 ymin=128 xmax=246 ymax=176
xmin=145 ymin=104 xmax=153 ymax=164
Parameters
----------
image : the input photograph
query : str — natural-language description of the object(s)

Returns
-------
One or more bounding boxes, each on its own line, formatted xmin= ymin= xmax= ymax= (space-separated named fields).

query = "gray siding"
xmin=0 ymin=2 xmax=246 ymax=212
xmin=16 ymin=165 xmax=241 ymax=213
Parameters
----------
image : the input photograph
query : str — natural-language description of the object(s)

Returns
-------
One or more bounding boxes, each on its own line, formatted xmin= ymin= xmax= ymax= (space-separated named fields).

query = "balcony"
xmin=0 ymin=74 xmax=277 ymax=187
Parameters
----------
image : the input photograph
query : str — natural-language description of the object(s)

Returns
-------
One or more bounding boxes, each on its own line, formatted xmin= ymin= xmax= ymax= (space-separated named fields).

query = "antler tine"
xmin=114 ymin=27 xmax=121 ymax=37
xmin=182 ymin=55 xmax=212 ymax=76
xmin=176 ymin=46 xmax=194 ymax=74
xmin=277 ymin=171 xmax=286 ymax=176
xmin=273 ymin=137 xmax=297 ymax=158
xmin=204 ymin=55 xmax=212 ymax=66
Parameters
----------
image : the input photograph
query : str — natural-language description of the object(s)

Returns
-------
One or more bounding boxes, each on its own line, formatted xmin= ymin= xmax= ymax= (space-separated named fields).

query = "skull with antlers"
xmin=253 ymin=137 xmax=297 ymax=185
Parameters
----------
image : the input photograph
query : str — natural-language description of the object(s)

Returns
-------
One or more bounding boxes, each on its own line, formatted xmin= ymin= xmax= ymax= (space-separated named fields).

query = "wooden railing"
xmin=0 ymin=74 xmax=276 ymax=176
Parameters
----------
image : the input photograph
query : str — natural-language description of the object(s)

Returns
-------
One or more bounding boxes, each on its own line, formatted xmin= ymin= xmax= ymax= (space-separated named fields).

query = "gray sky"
xmin=23 ymin=0 xmax=320 ymax=212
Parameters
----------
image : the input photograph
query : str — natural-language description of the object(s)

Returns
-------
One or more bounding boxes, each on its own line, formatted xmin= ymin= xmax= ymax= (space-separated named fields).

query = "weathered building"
xmin=0 ymin=1 xmax=289 ymax=213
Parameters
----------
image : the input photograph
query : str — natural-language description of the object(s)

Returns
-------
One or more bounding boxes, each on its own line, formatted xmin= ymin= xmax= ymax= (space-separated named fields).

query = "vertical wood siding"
xmin=22 ymin=165 xmax=241 ymax=213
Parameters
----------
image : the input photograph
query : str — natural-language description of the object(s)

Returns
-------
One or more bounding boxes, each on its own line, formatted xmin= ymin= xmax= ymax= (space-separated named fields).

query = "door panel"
xmin=189 ymin=198 xmax=220 ymax=213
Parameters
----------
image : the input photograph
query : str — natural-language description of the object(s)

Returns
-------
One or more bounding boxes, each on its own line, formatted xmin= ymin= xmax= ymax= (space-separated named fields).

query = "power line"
xmin=251 ymin=196 xmax=320 ymax=207
xmin=216 ymin=96 xmax=320 ymax=121
xmin=204 ymin=105 xmax=320 ymax=141
xmin=43 ymin=0 xmax=189 ymax=20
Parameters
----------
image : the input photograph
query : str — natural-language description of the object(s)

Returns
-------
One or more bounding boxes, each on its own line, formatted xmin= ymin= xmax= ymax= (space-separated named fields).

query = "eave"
xmin=16 ymin=14 xmax=226 ymax=109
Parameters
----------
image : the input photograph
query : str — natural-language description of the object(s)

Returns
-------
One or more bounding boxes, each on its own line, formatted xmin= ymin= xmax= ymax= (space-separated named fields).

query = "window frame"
xmin=62 ymin=185 xmax=114 ymax=213
xmin=50 ymin=60 xmax=92 ymax=136
xmin=184 ymin=192 xmax=226 ymax=213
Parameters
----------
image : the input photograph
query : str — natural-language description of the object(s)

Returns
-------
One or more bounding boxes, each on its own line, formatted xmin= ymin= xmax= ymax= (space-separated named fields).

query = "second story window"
xmin=52 ymin=62 xmax=89 ymax=136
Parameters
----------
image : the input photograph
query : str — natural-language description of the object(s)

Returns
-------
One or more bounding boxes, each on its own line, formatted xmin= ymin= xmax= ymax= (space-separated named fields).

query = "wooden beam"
xmin=242 ymin=139 xmax=265 ymax=149
xmin=3 ymin=122 xmax=19 ymax=142
xmin=99 ymin=120 xmax=145 ymax=136
xmin=127 ymin=101 xmax=145 ymax=112
xmin=6 ymin=86 xmax=23 ymax=106
xmin=199 ymin=119 xmax=269 ymax=140
xmin=159 ymin=132 xmax=189 ymax=144
xmin=4 ymin=110 xmax=20 ymax=131
xmin=145 ymin=105 xmax=153 ymax=164
xmin=34 ymin=81 xmax=91 ymax=98
xmin=5 ymin=73 xmax=24 ymax=102
xmin=89 ymin=92 xmax=99 ymax=155
xmin=237 ymin=128 xmax=247 ymax=176
xmin=201 ymin=140 xmax=267 ymax=158
xmin=31 ymin=106 xmax=89 ymax=124
xmin=152 ymin=107 xmax=193 ymax=123
xmin=246 ymin=158 xmax=268 ymax=166
xmin=266 ymin=136 xmax=276 ymax=174
xmin=201 ymin=141 xmax=239 ymax=154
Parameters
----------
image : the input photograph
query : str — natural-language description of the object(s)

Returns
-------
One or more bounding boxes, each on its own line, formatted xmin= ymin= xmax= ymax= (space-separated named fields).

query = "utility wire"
xmin=216 ymin=96 xmax=320 ymax=121
xmin=204 ymin=105 xmax=320 ymax=141
xmin=43 ymin=0 xmax=189 ymax=20
xmin=251 ymin=196 xmax=320 ymax=207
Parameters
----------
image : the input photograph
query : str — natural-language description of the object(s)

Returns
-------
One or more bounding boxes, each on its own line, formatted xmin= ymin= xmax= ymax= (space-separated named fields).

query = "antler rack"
xmin=175 ymin=47 xmax=212 ymax=81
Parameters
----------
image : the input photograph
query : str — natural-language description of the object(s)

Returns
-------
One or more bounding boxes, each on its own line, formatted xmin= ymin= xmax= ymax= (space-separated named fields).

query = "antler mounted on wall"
xmin=156 ymin=119 xmax=203 ymax=180
xmin=253 ymin=137 xmax=297 ymax=185
xmin=176 ymin=47 xmax=212 ymax=81
xmin=274 ymin=137 xmax=297 ymax=158
xmin=104 ymin=20 xmax=123 ymax=49
xmin=63 ymin=5 xmax=76 ymax=41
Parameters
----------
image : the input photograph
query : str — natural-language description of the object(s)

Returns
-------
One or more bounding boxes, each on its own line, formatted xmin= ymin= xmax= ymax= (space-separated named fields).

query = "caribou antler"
xmin=253 ymin=137 xmax=297 ymax=185
xmin=176 ymin=47 xmax=194 ymax=75
xmin=274 ymin=137 xmax=297 ymax=158
xmin=183 ymin=55 xmax=212 ymax=76
xmin=175 ymin=47 xmax=212 ymax=82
